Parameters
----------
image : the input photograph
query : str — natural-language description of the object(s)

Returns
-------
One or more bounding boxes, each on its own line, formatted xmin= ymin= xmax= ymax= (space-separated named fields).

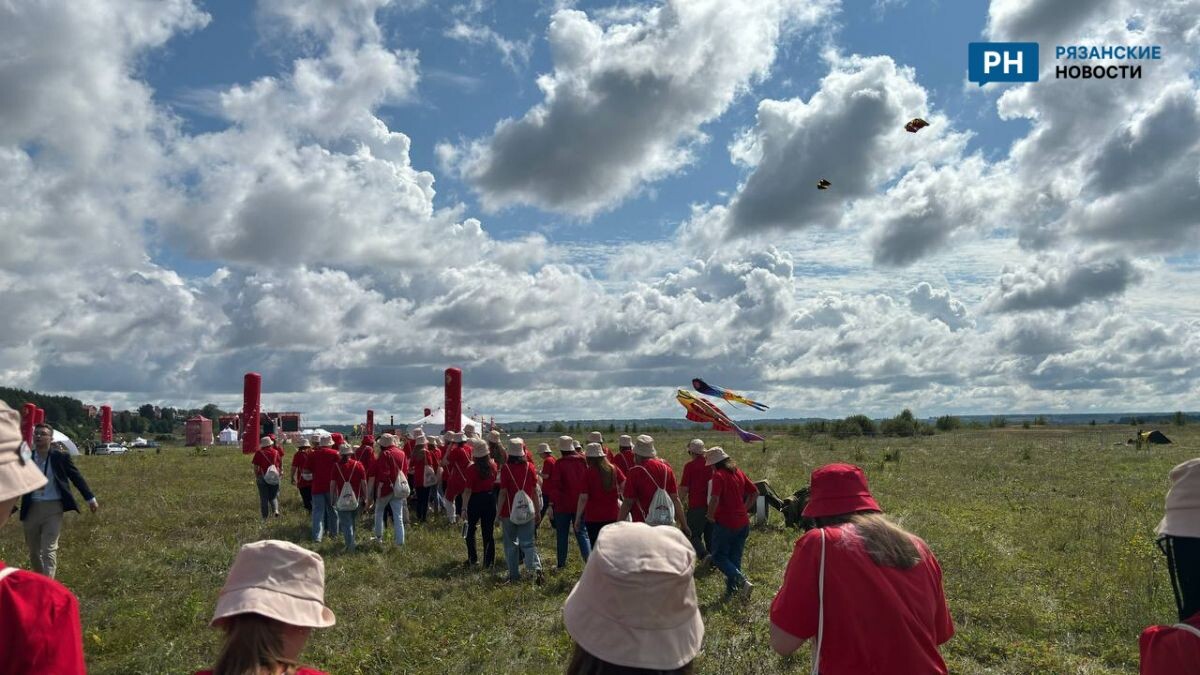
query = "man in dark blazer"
xmin=20 ymin=423 xmax=99 ymax=578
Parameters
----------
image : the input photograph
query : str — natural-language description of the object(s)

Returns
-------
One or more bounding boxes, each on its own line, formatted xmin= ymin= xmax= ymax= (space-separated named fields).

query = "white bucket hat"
xmin=507 ymin=438 xmax=527 ymax=457
xmin=587 ymin=431 xmax=604 ymax=444
xmin=378 ymin=434 xmax=396 ymax=448
xmin=687 ymin=439 xmax=705 ymax=455
xmin=537 ymin=442 xmax=553 ymax=455
xmin=259 ymin=436 xmax=273 ymax=448
xmin=211 ymin=540 xmax=335 ymax=629
xmin=470 ymin=438 xmax=490 ymax=459
xmin=633 ymin=434 xmax=656 ymax=458
xmin=563 ymin=522 xmax=703 ymax=670
xmin=585 ymin=442 xmax=606 ymax=459
xmin=338 ymin=443 xmax=353 ymax=456
xmin=618 ymin=434 xmax=633 ymax=449
xmin=0 ymin=402 xmax=46 ymax=503
xmin=703 ymin=446 xmax=730 ymax=466
xmin=1157 ymin=457 xmax=1200 ymax=538
xmin=557 ymin=435 xmax=576 ymax=453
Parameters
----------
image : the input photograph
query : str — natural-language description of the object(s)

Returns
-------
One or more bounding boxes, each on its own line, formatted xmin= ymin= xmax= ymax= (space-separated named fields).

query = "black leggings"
xmin=415 ymin=485 xmax=432 ymax=522
xmin=299 ymin=486 xmax=312 ymax=513
xmin=466 ymin=492 xmax=496 ymax=566
xmin=586 ymin=520 xmax=616 ymax=546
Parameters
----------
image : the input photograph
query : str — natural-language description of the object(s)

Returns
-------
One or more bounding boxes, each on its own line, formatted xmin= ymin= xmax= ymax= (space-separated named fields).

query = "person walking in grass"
xmin=704 ymin=447 xmax=757 ymax=599
xmin=612 ymin=434 xmax=636 ymax=478
xmin=586 ymin=431 xmax=614 ymax=460
xmin=290 ymin=437 xmax=314 ymax=514
xmin=575 ymin=443 xmax=626 ymax=547
xmin=537 ymin=442 xmax=556 ymax=516
xmin=331 ymin=444 xmax=367 ymax=553
xmin=20 ymin=422 xmax=98 ymax=579
xmin=498 ymin=438 xmax=543 ymax=584
xmin=0 ymin=403 xmax=86 ymax=675
xmin=443 ymin=432 xmax=472 ymax=526
xmin=196 ymin=540 xmax=334 ymax=675
xmin=252 ymin=436 xmax=282 ymax=521
xmin=368 ymin=434 xmax=409 ymax=547
xmin=562 ymin=522 xmax=703 ymax=675
xmin=461 ymin=438 xmax=498 ymax=568
xmin=770 ymin=463 xmax=954 ymax=674
xmin=308 ymin=433 xmax=340 ymax=543
xmin=1139 ymin=457 xmax=1200 ymax=673
xmin=618 ymin=435 xmax=690 ymax=536
xmin=411 ymin=435 xmax=439 ymax=524
xmin=679 ymin=439 xmax=713 ymax=563
xmin=548 ymin=435 xmax=591 ymax=568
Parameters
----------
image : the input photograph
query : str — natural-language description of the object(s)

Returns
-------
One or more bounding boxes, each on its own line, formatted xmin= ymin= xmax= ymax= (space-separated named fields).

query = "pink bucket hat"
xmin=1157 ymin=457 xmax=1200 ymax=538
xmin=563 ymin=521 xmax=703 ymax=670
xmin=211 ymin=540 xmax=335 ymax=629
xmin=0 ymin=401 xmax=47 ymax=503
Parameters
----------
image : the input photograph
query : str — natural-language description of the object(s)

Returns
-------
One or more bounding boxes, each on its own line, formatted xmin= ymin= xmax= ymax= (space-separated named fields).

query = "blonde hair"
xmin=213 ymin=614 xmax=299 ymax=675
xmin=816 ymin=512 xmax=922 ymax=569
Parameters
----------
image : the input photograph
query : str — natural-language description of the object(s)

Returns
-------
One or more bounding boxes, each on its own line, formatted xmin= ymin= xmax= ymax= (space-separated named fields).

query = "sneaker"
xmin=739 ymin=578 xmax=754 ymax=601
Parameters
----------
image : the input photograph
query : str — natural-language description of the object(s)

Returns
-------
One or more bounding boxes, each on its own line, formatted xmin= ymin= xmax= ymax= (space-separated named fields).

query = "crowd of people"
xmin=1 ymin=400 xmax=1197 ymax=674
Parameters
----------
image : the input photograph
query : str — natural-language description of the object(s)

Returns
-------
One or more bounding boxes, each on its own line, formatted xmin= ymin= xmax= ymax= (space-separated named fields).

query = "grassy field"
xmin=1 ymin=426 xmax=1194 ymax=674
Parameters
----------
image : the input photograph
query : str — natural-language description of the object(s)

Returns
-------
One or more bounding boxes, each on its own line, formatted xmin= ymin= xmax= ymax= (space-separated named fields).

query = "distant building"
xmin=185 ymin=415 xmax=214 ymax=446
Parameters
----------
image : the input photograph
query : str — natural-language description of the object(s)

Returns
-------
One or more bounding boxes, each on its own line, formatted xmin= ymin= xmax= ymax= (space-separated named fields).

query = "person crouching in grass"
xmin=562 ymin=521 xmax=703 ymax=674
xmin=769 ymin=463 xmax=954 ymax=674
xmin=196 ymin=540 xmax=334 ymax=675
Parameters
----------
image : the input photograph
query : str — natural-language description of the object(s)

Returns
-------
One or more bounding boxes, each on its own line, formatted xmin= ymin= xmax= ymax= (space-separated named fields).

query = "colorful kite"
xmin=904 ymin=117 xmax=930 ymax=133
xmin=816 ymin=178 xmax=832 ymax=190
xmin=676 ymin=390 xmax=765 ymax=443
xmin=691 ymin=378 xmax=770 ymax=411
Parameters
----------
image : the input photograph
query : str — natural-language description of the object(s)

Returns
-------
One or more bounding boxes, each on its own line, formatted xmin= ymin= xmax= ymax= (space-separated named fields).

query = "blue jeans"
xmin=256 ymin=476 xmax=280 ymax=519
xmin=553 ymin=511 xmax=591 ymax=567
xmin=712 ymin=524 xmax=750 ymax=593
xmin=374 ymin=497 xmax=406 ymax=545
xmin=310 ymin=492 xmax=337 ymax=542
xmin=338 ymin=508 xmax=358 ymax=552
xmin=502 ymin=518 xmax=541 ymax=580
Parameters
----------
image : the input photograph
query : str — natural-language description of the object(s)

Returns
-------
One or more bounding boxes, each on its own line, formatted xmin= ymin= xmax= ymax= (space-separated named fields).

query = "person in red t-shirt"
xmin=1140 ymin=458 xmax=1200 ymax=675
xmin=307 ymin=434 xmax=340 ymax=543
xmin=442 ymin=433 xmax=472 ymax=526
xmin=0 ymin=401 xmax=86 ymax=675
xmin=196 ymin=540 xmax=334 ymax=675
xmin=251 ymin=436 xmax=281 ymax=520
xmin=548 ymin=436 xmax=592 ymax=567
xmin=586 ymin=431 xmax=615 ymax=460
xmin=354 ymin=435 xmax=376 ymax=476
xmin=331 ymin=445 xmax=367 ymax=552
xmin=770 ymin=463 xmax=954 ymax=674
xmin=678 ymin=438 xmax=713 ymax=561
xmin=461 ymin=438 xmax=498 ymax=568
xmin=703 ymin=447 xmax=757 ymax=598
xmin=613 ymin=434 xmax=636 ymax=477
xmin=617 ymin=435 xmax=690 ymax=536
xmin=411 ymin=436 xmax=440 ymax=523
xmin=291 ymin=437 xmax=314 ymax=513
xmin=538 ymin=443 xmax=556 ymax=514
xmin=574 ymin=443 xmax=627 ymax=546
xmin=498 ymin=439 xmax=544 ymax=584
xmin=368 ymin=434 xmax=409 ymax=547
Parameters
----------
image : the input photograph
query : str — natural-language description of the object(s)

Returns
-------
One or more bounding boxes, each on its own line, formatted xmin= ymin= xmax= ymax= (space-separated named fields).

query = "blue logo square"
xmin=968 ymin=42 xmax=1039 ymax=85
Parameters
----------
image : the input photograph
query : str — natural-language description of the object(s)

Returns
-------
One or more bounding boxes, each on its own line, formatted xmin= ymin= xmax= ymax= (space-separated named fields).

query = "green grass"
xmin=0 ymin=427 xmax=1193 ymax=674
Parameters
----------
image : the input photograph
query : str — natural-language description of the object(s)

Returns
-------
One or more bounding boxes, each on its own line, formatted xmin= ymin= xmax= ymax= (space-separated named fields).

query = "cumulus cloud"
xmin=906 ymin=282 xmax=973 ymax=331
xmin=446 ymin=0 xmax=836 ymax=217
xmin=988 ymin=253 xmax=1145 ymax=312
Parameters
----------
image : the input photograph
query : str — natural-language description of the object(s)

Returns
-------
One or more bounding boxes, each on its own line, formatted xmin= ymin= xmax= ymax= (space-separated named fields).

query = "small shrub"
xmin=1022 ymin=421 xmax=1031 ymax=429
xmin=989 ymin=416 xmax=1008 ymax=428
xmin=935 ymin=415 xmax=961 ymax=432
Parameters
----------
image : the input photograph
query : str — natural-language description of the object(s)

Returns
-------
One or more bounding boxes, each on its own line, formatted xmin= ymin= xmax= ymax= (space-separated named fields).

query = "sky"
xmin=1 ymin=0 xmax=1198 ymax=424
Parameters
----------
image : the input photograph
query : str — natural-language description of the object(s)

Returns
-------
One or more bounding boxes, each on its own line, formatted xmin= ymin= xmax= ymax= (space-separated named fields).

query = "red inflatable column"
xmin=33 ymin=408 xmax=45 ymax=425
xmin=366 ymin=409 xmax=374 ymax=438
xmin=20 ymin=403 xmax=36 ymax=445
xmin=242 ymin=372 xmax=262 ymax=455
xmin=100 ymin=405 xmax=113 ymax=443
xmin=444 ymin=367 xmax=462 ymax=433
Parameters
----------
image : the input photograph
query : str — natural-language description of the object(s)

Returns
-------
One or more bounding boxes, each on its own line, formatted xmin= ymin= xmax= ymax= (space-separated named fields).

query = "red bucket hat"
xmin=802 ymin=463 xmax=881 ymax=518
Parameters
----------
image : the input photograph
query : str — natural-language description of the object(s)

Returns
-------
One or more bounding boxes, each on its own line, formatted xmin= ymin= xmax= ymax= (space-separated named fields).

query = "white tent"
xmin=299 ymin=428 xmax=331 ymax=440
xmin=131 ymin=437 xmax=148 ymax=447
xmin=218 ymin=426 xmax=238 ymax=444
xmin=51 ymin=430 xmax=79 ymax=456
xmin=409 ymin=408 xmax=480 ymax=435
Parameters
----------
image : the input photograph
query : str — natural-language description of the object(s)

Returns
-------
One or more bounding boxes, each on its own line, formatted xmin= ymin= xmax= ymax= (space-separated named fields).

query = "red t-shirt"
xmin=251 ymin=449 xmax=277 ymax=476
xmin=622 ymin=458 xmax=678 ymax=523
xmin=1139 ymin=611 xmax=1200 ymax=674
xmin=308 ymin=447 xmax=340 ymax=494
xmin=613 ymin=449 xmax=636 ymax=476
xmin=464 ymin=459 xmax=498 ymax=494
xmin=412 ymin=447 xmax=440 ymax=487
xmin=581 ymin=464 xmax=626 ymax=522
xmin=443 ymin=444 xmax=472 ymax=499
xmin=0 ymin=563 xmax=85 ymax=675
xmin=331 ymin=458 xmax=367 ymax=501
xmin=679 ymin=455 xmax=713 ymax=510
xmin=354 ymin=445 xmax=376 ymax=474
xmin=709 ymin=467 xmax=756 ymax=530
xmin=291 ymin=450 xmax=313 ymax=488
xmin=372 ymin=449 xmax=409 ymax=499
xmin=770 ymin=525 xmax=954 ymax=675
xmin=548 ymin=453 xmax=588 ymax=514
xmin=498 ymin=461 xmax=538 ymax=519
xmin=540 ymin=455 xmax=557 ymax=483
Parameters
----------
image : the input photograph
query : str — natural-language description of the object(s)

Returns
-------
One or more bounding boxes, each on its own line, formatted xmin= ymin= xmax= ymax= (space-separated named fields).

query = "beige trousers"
xmin=23 ymin=500 xmax=65 ymax=578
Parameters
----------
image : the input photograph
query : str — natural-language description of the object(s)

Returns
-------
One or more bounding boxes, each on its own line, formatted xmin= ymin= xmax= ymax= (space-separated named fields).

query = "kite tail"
xmin=734 ymin=425 xmax=765 ymax=443
xmin=747 ymin=401 xmax=770 ymax=411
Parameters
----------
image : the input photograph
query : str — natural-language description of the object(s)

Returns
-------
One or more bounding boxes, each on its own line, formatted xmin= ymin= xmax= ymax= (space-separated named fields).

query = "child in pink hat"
xmin=196 ymin=539 xmax=335 ymax=675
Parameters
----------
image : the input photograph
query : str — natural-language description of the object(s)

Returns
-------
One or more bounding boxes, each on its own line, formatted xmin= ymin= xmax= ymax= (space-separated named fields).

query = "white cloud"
xmin=446 ymin=0 xmax=837 ymax=217
xmin=445 ymin=21 xmax=533 ymax=71
xmin=987 ymin=252 xmax=1146 ymax=312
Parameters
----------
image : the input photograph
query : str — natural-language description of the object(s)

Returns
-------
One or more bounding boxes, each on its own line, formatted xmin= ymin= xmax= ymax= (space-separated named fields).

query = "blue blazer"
xmin=19 ymin=450 xmax=95 ymax=520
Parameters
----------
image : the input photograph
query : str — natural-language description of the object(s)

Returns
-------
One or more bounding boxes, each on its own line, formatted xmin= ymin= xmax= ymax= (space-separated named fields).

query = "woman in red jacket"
xmin=770 ymin=463 xmax=954 ymax=675
xmin=1140 ymin=458 xmax=1200 ymax=674
xmin=574 ymin=443 xmax=626 ymax=546
xmin=461 ymin=438 xmax=498 ymax=568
